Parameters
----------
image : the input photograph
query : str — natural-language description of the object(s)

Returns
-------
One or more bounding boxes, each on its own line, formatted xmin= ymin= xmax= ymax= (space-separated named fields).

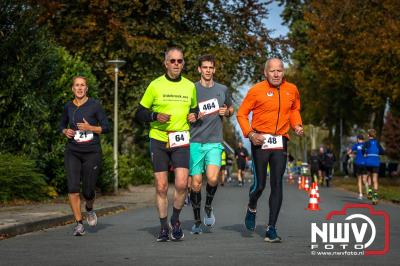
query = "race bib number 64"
xmin=262 ymin=134 xmax=283 ymax=150
xmin=168 ymin=131 xmax=190 ymax=148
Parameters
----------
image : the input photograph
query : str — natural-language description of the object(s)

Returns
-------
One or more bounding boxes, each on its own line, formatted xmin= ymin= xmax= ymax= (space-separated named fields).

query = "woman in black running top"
xmin=60 ymin=76 xmax=109 ymax=236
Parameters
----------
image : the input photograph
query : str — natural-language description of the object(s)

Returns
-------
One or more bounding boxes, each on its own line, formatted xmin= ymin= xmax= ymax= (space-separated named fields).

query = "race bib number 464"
xmin=168 ymin=131 xmax=190 ymax=148
xmin=262 ymin=134 xmax=283 ymax=150
xmin=199 ymin=98 xmax=219 ymax=115
xmin=74 ymin=130 xmax=94 ymax=143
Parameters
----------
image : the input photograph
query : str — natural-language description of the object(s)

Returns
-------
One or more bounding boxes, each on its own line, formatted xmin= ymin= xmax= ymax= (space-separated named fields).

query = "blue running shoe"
xmin=191 ymin=223 xmax=203 ymax=234
xmin=264 ymin=226 xmax=282 ymax=243
xmin=203 ymin=207 xmax=215 ymax=227
xmin=170 ymin=221 xmax=184 ymax=241
xmin=156 ymin=228 xmax=170 ymax=242
xmin=244 ymin=208 xmax=256 ymax=231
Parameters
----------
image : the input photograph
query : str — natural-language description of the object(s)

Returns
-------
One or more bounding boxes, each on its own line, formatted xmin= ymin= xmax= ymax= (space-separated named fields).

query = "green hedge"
xmin=119 ymin=154 xmax=154 ymax=187
xmin=0 ymin=154 xmax=53 ymax=202
xmin=99 ymin=140 xmax=154 ymax=193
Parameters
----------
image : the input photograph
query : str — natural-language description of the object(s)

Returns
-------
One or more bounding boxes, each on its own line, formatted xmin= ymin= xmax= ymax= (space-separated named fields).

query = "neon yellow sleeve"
xmin=139 ymin=83 xmax=154 ymax=109
xmin=190 ymin=84 xmax=197 ymax=109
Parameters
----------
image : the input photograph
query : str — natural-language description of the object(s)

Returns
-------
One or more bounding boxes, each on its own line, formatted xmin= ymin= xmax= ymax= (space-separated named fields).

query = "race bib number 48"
xmin=199 ymin=98 xmax=219 ymax=115
xmin=74 ymin=130 xmax=94 ymax=143
xmin=262 ymin=134 xmax=283 ymax=150
xmin=168 ymin=131 xmax=190 ymax=148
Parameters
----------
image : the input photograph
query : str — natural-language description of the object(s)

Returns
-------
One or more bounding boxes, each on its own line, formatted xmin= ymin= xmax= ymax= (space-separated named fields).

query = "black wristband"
xmin=151 ymin=112 xmax=158 ymax=121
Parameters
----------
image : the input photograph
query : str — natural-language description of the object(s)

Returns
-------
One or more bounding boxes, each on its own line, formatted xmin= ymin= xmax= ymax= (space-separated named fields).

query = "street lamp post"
xmin=107 ymin=59 xmax=126 ymax=194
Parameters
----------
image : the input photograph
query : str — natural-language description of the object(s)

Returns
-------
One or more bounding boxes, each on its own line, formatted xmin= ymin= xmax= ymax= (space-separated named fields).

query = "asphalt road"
xmin=1 ymin=177 xmax=399 ymax=266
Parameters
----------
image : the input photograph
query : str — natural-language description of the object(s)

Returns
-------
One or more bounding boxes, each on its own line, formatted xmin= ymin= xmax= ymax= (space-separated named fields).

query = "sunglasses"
xmin=169 ymin=59 xmax=183 ymax=64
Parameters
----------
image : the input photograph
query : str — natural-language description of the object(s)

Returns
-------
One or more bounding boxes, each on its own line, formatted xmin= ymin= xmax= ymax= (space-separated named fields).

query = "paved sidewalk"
xmin=0 ymin=185 xmax=159 ymax=239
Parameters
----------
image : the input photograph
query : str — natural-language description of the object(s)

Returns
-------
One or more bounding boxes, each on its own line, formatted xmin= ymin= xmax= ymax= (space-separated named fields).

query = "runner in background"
xmin=226 ymin=152 xmax=234 ymax=183
xmin=364 ymin=129 xmax=385 ymax=205
xmin=324 ymin=145 xmax=336 ymax=187
xmin=235 ymin=141 xmax=249 ymax=186
xmin=317 ymin=146 xmax=326 ymax=186
xmin=351 ymin=134 xmax=367 ymax=200
xmin=219 ymin=149 xmax=227 ymax=186
xmin=309 ymin=149 xmax=319 ymax=184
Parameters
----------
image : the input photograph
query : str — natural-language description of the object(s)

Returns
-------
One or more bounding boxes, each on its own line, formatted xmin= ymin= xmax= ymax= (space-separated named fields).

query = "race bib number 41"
xmin=74 ymin=130 xmax=94 ymax=143
xmin=262 ymin=134 xmax=283 ymax=150
xmin=168 ymin=131 xmax=190 ymax=148
xmin=199 ymin=98 xmax=219 ymax=115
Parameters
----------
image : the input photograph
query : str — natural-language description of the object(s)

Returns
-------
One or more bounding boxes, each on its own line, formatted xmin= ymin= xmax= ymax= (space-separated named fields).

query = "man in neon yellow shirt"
xmin=136 ymin=47 xmax=198 ymax=242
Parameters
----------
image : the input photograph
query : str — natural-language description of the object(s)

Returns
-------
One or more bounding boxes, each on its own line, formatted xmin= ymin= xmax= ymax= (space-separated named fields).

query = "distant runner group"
xmin=60 ymin=47 xmax=304 ymax=242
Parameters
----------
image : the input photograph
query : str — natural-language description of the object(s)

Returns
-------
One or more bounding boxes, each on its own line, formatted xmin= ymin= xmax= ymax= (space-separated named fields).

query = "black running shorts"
xmin=237 ymin=159 xmax=246 ymax=171
xmin=366 ymin=166 xmax=379 ymax=174
xmin=150 ymin=138 xmax=189 ymax=172
xmin=354 ymin=164 xmax=367 ymax=176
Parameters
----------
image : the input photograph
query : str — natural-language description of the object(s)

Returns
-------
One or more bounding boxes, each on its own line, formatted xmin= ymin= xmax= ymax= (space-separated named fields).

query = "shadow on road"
xmin=137 ymin=220 xmax=196 ymax=238
xmin=220 ymin=224 xmax=265 ymax=238
xmin=86 ymin=223 xmax=114 ymax=233
xmin=339 ymin=195 xmax=370 ymax=205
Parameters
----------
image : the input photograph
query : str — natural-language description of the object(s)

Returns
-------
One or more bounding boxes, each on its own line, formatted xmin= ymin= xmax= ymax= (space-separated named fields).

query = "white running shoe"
xmin=86 ymin=210 xmax=98 ymax=227
xmin=73 ymin=223 xmax=85 ymax=236
xmin=203 ymin=207 xmax=215 ymax=227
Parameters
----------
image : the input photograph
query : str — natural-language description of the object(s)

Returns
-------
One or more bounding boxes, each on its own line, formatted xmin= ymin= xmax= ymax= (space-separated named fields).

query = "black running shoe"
xmin=170 ymin=221 xmax=184 ymax=241
xmin=156 ymin=228 xmax=170 ymax=242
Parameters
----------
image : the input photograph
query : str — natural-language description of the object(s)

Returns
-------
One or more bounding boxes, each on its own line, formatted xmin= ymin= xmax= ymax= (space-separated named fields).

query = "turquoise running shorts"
xmin=190 ymin=142 xmax=224 ymax=176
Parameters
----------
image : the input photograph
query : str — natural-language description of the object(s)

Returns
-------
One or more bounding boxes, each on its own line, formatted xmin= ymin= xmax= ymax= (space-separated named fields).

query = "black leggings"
xmin=248 ymin=139 xmax=287 ymax=227
xmin=64 ymin=148 xmax=102 ymax=200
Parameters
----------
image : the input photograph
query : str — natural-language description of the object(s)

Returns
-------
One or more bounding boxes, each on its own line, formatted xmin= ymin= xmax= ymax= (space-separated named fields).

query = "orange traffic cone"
xmin=308 ymin=182 xmax=315 ymax=192
xmin=300 ymin=176 xmax=305 ymax=190
xmin=288 ymin=173 xmax=293 ymax=184
xmin=304 ymin=177 xmax=310 ymax=192
xmin=315 ymin=183 xmax=320 ymax=203
xmin=298 ymin=176 xmax=302 ymax=190
xmin=309 ymin=182 xmax=320 ymax=201
xmin=306 ymin=186 xmax=320 ymax=211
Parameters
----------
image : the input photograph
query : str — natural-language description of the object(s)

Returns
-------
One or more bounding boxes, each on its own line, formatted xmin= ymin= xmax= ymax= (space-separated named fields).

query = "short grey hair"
xmin=164 ymin=47 xmax=184 ymax=61
xmin=264 ymin=58 xmax=284 ymax=71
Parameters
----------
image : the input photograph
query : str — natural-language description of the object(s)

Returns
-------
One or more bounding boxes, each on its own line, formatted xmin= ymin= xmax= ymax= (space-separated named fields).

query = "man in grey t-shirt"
xmin=189 ymin=54 xmax=234 ymax=234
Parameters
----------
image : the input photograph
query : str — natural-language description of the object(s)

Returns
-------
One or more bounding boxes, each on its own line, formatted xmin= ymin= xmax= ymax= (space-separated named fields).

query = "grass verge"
xmin=331 ymin=176 xmax=400 ymax=204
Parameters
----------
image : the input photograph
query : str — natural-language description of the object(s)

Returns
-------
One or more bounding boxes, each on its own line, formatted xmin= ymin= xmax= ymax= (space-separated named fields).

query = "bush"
xmin=97 ymin=140 xmax=115 ymax=193
xmin=0 ymin=1 xmax=101 ymax=197
xmin=119 ymin=154 xmax=154 ymax=187
xmin=97 ymin=141 xmax=154 ymax=192
xmin=0 ymin=154 xmax=53 ymax=202
xmin=99 ymin=140 xmax=154 ymax=192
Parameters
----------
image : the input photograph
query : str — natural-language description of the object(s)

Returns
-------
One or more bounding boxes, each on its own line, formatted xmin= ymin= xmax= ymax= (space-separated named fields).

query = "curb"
xmin=0 ymin=205 xmax=127 ymax=240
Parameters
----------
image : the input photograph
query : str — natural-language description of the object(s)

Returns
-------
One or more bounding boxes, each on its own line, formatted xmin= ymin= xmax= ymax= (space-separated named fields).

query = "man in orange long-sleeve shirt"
xmin=237 ymin=58 xmax=304 ymax=243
